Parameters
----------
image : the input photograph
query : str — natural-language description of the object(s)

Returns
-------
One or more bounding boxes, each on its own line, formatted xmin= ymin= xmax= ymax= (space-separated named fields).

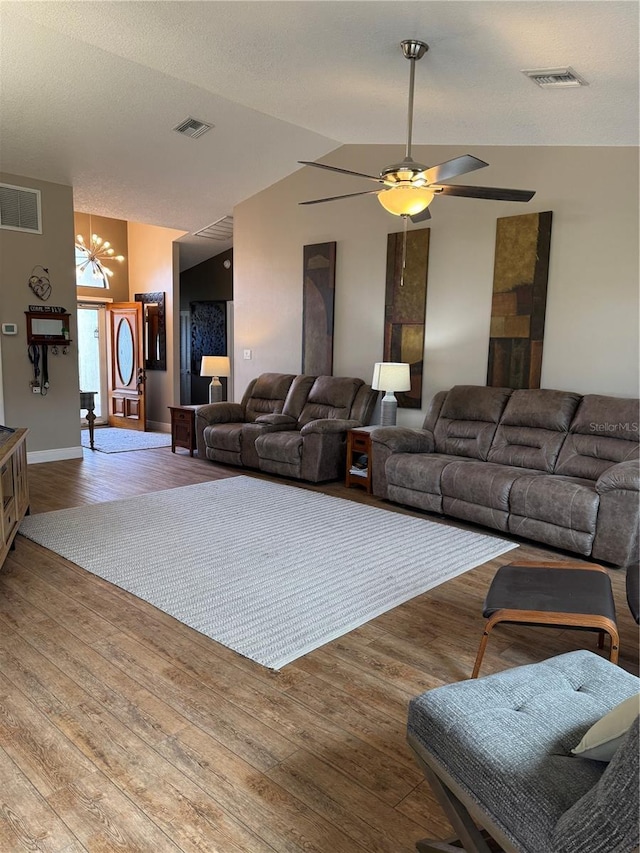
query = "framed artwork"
xmin=302 ymin=242 xmax=336 ymax=375
xmin=384 ymin=228 xmax=430 ymax=409
xmin=487 ymin=211 xmax=553 ymax=389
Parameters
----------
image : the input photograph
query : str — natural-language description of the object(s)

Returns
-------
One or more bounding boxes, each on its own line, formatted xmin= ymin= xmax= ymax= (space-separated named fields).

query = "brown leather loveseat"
xmin=371 ymin=385 xmax=639 ymax=566
xmin=196 ymin=372 xmax=377 ymax=483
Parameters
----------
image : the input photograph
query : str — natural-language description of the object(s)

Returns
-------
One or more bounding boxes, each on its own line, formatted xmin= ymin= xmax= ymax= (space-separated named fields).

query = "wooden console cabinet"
xmin=0 ymin=428 xmax=29 ymax=569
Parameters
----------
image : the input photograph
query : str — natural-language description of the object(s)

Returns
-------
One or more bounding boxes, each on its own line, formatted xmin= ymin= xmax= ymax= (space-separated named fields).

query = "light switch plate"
xmin=243 ymin=349 xmax=252 ymax=360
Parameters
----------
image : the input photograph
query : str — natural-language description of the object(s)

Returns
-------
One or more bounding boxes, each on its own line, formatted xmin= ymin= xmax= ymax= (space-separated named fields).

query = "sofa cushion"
xmin=386 ymin=453 xmax=467 ymax=495
xmin=498 ymin=389 xmax=581 ymax=431
xmin=509 ymin=475 xmax=599 ymax=534
xmin=244 ymin=373 xmax=295 ymax=422
xmin=441 ymin=460 xmax=543 ymax=511
xmin=255 ymin=431 xmax=303 ymax=463
xmin=555 ymin=394 xmax=639 ymax=480
xmin=203 ymin=422 xmax=243 ymax=453
xmin=434 ymin=386 xmax=512 ymax=460
xmin=488 ymin=389 xmax=581 ymax=472
xmin=282 ymin=374 xmax=317 ymax=420
xmin=297 ymin=376 xmax=362 ymax=427
xmin=407 ymin=651 xmax=640 ymax=853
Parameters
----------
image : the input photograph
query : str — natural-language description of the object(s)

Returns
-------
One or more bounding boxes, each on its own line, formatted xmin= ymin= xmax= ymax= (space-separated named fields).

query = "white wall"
xmin=233 ymin=144 xmax=639 ymax=426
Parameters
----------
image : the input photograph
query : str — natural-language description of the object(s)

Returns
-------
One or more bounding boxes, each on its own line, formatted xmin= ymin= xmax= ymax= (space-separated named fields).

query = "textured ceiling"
xmin=1 ymin=1 xmax=637 ymax=269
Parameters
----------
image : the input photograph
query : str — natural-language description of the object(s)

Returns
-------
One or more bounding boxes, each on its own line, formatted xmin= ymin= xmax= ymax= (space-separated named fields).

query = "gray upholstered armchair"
xmin=255 ymin=375 xmax=377 ymax=482
xmin=195 ymin=372 xmax=295 ymax=464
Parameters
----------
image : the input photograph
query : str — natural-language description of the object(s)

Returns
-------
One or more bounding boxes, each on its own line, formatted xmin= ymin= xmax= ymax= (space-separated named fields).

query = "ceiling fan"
xmin=299 ymin=39 xmax=535 ymax=222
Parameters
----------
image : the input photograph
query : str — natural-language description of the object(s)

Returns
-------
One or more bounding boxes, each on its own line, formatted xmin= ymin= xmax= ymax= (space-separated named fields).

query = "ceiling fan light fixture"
xmin=378 ymin=185 xmax=434 ymax=217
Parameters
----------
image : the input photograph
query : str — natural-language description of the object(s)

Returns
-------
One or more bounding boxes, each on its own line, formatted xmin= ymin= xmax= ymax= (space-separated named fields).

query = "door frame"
xmin=77 ymin=297 xmax=112 ymax=426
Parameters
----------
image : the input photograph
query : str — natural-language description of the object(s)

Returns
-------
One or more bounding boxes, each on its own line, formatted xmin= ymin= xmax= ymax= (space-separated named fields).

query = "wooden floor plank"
xmin=0 ymin=747 xmax=88 ymax=853
xmin=0 ymin=450 xmax=636 ymax=853
xmin=266 ymin=747 xmax=430 ymax=853
xmin=46 ymin=770 xmax=184 ymax=853
xmin=51 ymin=700 xmax=276 ymax=853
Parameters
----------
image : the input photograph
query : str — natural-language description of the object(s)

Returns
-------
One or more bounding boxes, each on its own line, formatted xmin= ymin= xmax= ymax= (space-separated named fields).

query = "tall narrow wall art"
xmin=487 ymin=211 xmax=553 ymax=389
xmin=384 ymin=228 xmax=430 ymax=409
xmin=302 ymin=242 xmax=336 ymax=375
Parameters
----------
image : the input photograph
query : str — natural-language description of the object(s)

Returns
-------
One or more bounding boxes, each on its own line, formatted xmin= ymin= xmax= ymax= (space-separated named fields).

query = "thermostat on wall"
xmin=1 ymin=323 xmax=18 ymax=335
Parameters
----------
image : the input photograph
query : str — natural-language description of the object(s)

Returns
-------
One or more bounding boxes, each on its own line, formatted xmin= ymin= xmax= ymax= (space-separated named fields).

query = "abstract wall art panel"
xmin=487 ymin=211 xmax=553 ymax=389
xmin=302 ymin=242 xmax=336 ymax=375
xmin=384 ymin=228 xmax=430 ymax=409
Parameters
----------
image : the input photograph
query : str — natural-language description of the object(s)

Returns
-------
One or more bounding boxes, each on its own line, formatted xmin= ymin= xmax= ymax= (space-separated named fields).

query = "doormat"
xmin=82 ymin=428 xmax=172 ymax=453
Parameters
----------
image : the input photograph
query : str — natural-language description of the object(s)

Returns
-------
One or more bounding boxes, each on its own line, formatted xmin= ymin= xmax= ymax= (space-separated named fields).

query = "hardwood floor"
xmin=1 ymin=447 xmax=638 ymax=852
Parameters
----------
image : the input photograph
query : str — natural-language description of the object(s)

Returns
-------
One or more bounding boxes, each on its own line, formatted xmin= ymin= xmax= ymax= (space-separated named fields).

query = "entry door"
xmin=106 ymin=302 xmax=146 ymax=431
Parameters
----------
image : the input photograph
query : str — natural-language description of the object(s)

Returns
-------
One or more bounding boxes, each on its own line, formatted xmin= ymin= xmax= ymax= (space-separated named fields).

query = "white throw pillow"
xmin=571 ymin=694 xmax=640 ymax=762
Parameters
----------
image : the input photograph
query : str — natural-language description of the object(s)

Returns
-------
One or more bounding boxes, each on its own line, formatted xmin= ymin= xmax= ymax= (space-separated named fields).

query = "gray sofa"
xmin=196 ymin=372 xmax=377 ymax=483
xmin=407 ymin=650 xmax=639 ymax=853
xmin=371 ymin=386 xmax=639 ymax=566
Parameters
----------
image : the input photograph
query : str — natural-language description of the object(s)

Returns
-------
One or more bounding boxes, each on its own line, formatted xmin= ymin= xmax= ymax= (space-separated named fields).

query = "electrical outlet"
xmin=243 ymin=349 xmax=252 ymax=360
xmin=32 ymin=385 xmax=41 ymax=394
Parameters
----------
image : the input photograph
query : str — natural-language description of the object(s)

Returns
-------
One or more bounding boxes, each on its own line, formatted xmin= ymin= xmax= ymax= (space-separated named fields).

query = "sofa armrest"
xmin=299 ymin=418 xmax=361 ymax=436
xmin=195 ymin=402 xmax=244 ymax=426
xmin=596 ymin=460 xmax=640 ymax=495
xmin=371 ymin=427 xmax=435 ymax=454
xmin=255 ymin=413 xmax=297 ymax=426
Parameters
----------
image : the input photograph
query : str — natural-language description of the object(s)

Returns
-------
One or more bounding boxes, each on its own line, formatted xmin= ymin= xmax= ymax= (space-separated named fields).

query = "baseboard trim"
xmin=28 ymin=446 xmax=84 ymax=464
xmin=148 ymin=420 xmax=171 ymax=433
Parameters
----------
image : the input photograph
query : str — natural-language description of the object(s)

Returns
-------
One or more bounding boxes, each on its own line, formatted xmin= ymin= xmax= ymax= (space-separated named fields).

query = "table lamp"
xmin=200 ymin=355 xmax=231 ymax=403
xmin=371 ymin=362 xmax=411 ymax=426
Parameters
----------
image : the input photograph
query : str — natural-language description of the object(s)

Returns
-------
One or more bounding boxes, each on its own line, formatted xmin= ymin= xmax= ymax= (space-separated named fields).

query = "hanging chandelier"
xmin=75 ymin=227 xmax=125 ymax=287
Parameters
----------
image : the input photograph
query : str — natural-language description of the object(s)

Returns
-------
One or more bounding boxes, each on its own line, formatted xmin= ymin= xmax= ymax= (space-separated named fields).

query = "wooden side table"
xmin=168 ymin=406 xmax=197 ymax=456
xmin=345 ymin=426 xmax=378 ymax=493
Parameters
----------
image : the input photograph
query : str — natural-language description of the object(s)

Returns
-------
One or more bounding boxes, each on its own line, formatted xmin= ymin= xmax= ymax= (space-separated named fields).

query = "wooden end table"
xmin=168 ymin=406 xmax=197 ymax=456
xmin=345 ymin=426 xmax=379 ymax=493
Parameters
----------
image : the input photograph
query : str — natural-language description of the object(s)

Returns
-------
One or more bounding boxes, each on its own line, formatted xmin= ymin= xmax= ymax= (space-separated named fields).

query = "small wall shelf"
xmin=25 ymin=311 xmax=72 ymax=345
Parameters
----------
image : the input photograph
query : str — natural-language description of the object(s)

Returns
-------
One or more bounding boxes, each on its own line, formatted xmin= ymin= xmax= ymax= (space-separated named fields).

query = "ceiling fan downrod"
xmin=401 ymin=39 xmax=428 ymax=162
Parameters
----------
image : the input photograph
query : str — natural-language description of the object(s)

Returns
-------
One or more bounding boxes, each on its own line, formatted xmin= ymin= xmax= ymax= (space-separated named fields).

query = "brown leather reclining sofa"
xmin=371 ymin=385 xmax=639 ymax=566
xmin=195 ymin=372 xmax=377 ymax=483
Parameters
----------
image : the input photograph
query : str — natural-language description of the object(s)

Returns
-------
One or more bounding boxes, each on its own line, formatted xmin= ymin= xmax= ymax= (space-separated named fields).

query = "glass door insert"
xmin=77 ymin=302 xmax=108 ymax=424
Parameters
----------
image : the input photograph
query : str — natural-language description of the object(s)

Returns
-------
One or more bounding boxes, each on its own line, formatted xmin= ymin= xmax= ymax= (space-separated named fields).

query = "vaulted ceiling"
xmin=1 ymin=1 xmax=637 ymax=269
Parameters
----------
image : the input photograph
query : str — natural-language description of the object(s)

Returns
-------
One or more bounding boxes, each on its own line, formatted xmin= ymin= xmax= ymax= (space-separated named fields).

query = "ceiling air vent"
xmin=0 ymin=183 xmax=42 ymax=234
xmin=522 ymin=67 xmax=588 ymax=88
xmin=173 ymin=116 xmax=213 ymax=138
xmin=194 ymin=216 xmax=233 ymax=241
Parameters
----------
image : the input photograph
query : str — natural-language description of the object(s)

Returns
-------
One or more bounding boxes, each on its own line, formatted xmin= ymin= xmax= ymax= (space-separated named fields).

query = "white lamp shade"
xmin=200 ymin=355 xmax=230 ymax=378
xmin=371 ymin=362 xmax=411 ymax=392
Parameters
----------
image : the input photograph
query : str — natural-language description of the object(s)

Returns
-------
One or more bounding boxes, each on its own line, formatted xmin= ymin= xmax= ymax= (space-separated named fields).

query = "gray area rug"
xmin=82 ymin=427 xmax=171 ymax=452
xmin=19 ymin=476 xmax=517 ymax=669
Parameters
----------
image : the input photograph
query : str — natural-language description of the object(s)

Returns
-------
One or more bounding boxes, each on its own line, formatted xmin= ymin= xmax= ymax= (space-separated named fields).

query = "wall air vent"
xmin=522 ymin=67 xmax=588 ymax=88
xmin=0 ymin=183 xmax=42 ymax=233
xmin=173 ymin=116 xmax=213 ymax=138
xmin=194 ymin=216 xmax=233 ymax=241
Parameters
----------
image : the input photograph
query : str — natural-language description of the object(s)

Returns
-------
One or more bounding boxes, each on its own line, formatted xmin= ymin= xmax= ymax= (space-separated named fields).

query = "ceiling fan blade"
xmin=410 ymin=207 xmax=432 ymax=224
xmin=299 ymin=189 xmax=381 ymax=205
xmin=435 ymin=184 xmax=536 ymax=202
xmin=423 ymin=155 xmax=489 ymax=186
xmin=298 ymin=161 xmax=382 ymax=184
